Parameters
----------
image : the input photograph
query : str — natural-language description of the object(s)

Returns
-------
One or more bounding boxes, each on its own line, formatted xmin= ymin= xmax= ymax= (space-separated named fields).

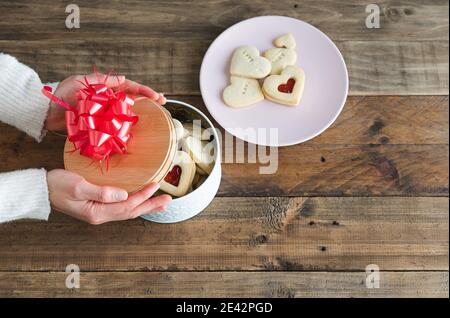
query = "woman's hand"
xmin=45 ymin=73 xmax=166 ymax=131
xmin=47 ymin=169 xmax=171 ymax=224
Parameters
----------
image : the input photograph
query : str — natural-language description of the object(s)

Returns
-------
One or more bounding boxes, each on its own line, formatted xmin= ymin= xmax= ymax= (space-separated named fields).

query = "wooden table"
xmin=0 ymin=0 xmax=448 ymax=298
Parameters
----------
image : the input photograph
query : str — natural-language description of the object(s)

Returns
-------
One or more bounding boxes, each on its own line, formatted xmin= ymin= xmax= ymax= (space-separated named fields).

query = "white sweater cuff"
xmin=0 ymin=53 xmax=59 ymax=142
xmin=0 ymin=169 xmax=51 ymax=223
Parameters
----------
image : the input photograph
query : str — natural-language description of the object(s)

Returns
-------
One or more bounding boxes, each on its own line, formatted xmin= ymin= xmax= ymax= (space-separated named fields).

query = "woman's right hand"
xmin=47 ymin=169 xmax=171 ymax=224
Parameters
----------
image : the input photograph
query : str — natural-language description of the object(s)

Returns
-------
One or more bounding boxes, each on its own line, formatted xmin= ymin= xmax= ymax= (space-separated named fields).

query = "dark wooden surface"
xmin=0 ymin=0 xmax=448 ymax=297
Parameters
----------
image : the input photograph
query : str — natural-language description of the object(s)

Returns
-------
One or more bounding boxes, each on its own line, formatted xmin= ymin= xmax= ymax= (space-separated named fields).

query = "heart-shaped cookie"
xmin=263 ymin=48 xmax=297 ymax=75
xmin=184 ymin=121 xmax=211 ymax=141
xmin=160 ymin=150 xmax=196 ymax=197
xmin=181 ymin=136 xmax=215 ymax=174
xmin=223 ymin=76 xmax=264 ymax=108
xmin=274 ymin=33 xmax=296 ymax=49
xmin=262 ymin=65 xmax=306 ymax=106
xmin=172 ymin=118 xmax=188 ymax=142
xmin=230 ymin=46 xmax=271 ymax=79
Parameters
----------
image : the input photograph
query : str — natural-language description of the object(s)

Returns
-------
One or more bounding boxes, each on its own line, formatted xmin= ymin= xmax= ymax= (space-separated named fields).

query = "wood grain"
xmin=0 ymin=271 xmax=447 ymax=298
xmin=1 ymin=40 xmax=447 ymax=95
xmin=219 ymin=143 xmax=448 ymax=196
xmin=0 ymin=197 xmax=447 ymax=271
xmin=179 ymin=95 xmax=450 ymax=145
xmin=0 ymin=0 xmax=448 ymax=298
xmin=1 ymin=137 xmax=447 ymax=197
xmin=0 ymin=0 xmax=448 ymax=41
xmin=1 ymin=96 xmax=447 ymax=197
xmin=63 ymin=99 xmax=177 ymax=192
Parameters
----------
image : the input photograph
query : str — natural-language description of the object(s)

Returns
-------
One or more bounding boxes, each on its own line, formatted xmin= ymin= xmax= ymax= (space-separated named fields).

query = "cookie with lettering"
xmin=230 ymin=45 xmax=271 ymax=79
xmin=223 ymin=76 xmax=264 ymax=108
xmin=262 ymin=65 xmax=306 ymax=106
xmin=263 ymin=48 xmax=297 ymax=75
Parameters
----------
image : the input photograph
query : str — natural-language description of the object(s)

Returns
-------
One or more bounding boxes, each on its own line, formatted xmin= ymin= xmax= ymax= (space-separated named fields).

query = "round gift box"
xmin=141 ymin=99 xmax=222 ymax=223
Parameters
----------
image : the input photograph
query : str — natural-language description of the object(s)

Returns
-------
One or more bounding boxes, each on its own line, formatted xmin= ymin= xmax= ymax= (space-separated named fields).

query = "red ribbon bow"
xmin=42 ymin=71 xmax=138 ymax=169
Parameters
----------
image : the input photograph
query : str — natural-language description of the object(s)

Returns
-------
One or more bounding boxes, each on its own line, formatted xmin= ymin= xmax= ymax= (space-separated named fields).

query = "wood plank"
xmin=0 ymin=271 xmax=447 ymax=298
xmin=219 ymin=144 xmax=448 ymax=197
xmin=1 ymin=96 xmax=448 ymax=196
xmin=0 ymin=129 xmax=449 ymax=196
xmin=1 ymin=139 xmax=447 ymax=197
xmin=175 ymin=95 xmax=450 ymax=145
xmin=0 ymin=40 xmax=447 ymax=95
xmin=0 ymin=197 xmax=447 ymax=271
xmin=0 ymin=0 xmax=448 ymax=41
xmin=341 ymin=41 xmax=449 ymax=95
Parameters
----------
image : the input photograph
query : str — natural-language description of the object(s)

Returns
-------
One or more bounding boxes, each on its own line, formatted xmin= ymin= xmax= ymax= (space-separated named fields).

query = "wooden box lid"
xmin=64 ymin=98 xmax=177 ymax=193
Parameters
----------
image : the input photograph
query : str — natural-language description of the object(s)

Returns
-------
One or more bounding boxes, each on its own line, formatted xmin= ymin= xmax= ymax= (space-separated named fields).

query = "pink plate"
xmin=200 ymin=16 xmax=348 ymax=146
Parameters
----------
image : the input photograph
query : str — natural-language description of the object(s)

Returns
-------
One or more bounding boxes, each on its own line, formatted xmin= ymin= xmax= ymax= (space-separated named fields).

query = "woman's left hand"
xmin=45 ymin=73 xmax=166 ymax=131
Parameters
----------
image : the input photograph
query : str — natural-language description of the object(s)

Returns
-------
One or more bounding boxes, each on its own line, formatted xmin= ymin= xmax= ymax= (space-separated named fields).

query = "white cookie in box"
xmin=183 ymin=121 xmax=211 ymax=141
xmin=172 ymin=118 xmax=188 ymax=141
xmin=181 ymin=136 xmax=215 ymax=175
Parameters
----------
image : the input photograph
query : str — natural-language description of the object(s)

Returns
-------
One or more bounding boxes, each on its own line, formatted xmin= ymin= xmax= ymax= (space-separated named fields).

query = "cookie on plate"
xmin=262 ymin=65 xmax=305 ymax=106
xmin=230 ymin=45 xmax=271 ymax=79
xmin=263 ymin=48 xmax=297 ymax=75
xmin=274 ymin=33 xmax=296 ymax=49
xmin=223 ymin=76 xmax=264 ymax=108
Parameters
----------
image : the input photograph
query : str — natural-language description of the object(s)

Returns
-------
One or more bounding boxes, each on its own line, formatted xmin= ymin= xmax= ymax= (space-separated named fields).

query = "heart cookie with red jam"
xmin=230 ymin=46 xmax=272 ymax=79
xmin=160 ymin=150 xmax=196 ymax=197
xmin=262 ymin=65 xmax=305 ymax=106
xmin=223 ymin=76 xmax=264 ymax=108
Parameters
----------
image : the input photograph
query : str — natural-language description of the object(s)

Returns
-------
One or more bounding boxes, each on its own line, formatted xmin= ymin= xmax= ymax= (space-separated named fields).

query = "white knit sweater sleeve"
xmin=0 ymin=53 xmax=55 ymax=142
xmin=0 ymin=169 xmax=50 ymax=223
xmin=0 ymin=53 xmax=59 ymax=222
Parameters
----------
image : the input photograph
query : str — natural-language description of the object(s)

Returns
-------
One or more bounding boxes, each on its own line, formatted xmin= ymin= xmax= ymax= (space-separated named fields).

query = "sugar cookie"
xmin=184 ymin=122 xmax=211 ymax=141
xmin=262 ymin=65 xmax=305 ymax=106
xmin=263 ymin=48 xmax=297 ymax=75
xmin=172 ymin=118 xmax=188 ymax=141
xmin=181 ymin=136 xmax=215 ymax=174
xmin=160 ymin=150 xmax=196 ymax=197
xmin=223 ymin=76 xmax=264 ymax=108
xmin=230 ymin=46 xmax=271 ymax=79
xmin=274 ymin=33 xmax=296 ymax=49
